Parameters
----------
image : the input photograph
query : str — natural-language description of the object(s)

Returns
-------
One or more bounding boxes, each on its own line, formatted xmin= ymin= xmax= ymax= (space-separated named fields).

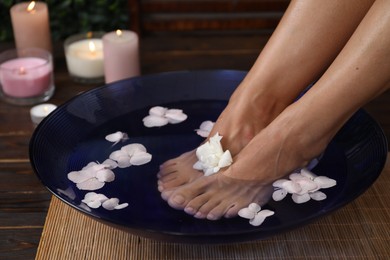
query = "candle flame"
xmin=116 ymin=30 xmax=122 ymax=37
xmin=88 ymin=41 xmax=96 ymax=54
xmin=18 ymin=67 xmax=26 ymax=75
xmin=27 ymin=1 xmax=36 ymax=12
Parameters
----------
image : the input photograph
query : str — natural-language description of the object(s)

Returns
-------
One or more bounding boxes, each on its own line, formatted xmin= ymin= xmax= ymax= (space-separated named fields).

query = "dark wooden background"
xmin=1 ymin=1 xmax=389 ymax=259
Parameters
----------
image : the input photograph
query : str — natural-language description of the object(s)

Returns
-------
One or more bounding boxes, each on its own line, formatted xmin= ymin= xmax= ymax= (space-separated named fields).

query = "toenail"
xmin=184 ymin=207 xmax=196 ymax=215
xmin=207 ymin=213 xmax=218 ymax=220
xmin=194 ymin=212 xmax=205 ymax=219
xmin=172 ymin=195 xmax=185 ymax=205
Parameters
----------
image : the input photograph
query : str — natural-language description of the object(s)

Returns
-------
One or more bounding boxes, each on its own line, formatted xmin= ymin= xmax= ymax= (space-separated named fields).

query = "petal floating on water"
xmin=165 ymin=109 xmax=188 ymax=124
xmin=272 ymin=189 xmax=288 ymax=201
xmin=121 ymin=143 xmax=147 ymax=157
xmin=76 ymin=178 xmax=105 ymax=191
xmin=291 ymin=193 xmax=311 ymax=204
xmin=314 ymin=176 xmax=337 ymax=189
xmin=238 ymin=208 xmax=256 ymax=219
xmin=102 ymin=198 xmax=120 ymax=210
xmin=143 ymin=115 xmax=169 ymax=127
xmin=129 ymin=151 xmax=152 ymax=165
xmin=149 ymin=106 xmax=168 ymax=117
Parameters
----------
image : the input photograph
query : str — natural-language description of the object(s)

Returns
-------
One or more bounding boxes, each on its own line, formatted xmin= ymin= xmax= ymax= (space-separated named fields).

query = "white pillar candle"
xmin=64 ymin=32 xmax=104 ymax=83
xmin=30 ymin=103 xmax=57 ymax=124
xmin=103 ymin=30 xmax=140 ymax=83
xmin=10 ymin=1 xmax=52 ymax=52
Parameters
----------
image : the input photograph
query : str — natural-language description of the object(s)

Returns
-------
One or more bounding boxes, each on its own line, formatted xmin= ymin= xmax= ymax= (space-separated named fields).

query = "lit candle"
xmin=30 ymin=103 xmax=57 ymax=124
xmin=10 ymin=1 xmax=52 ymax=52
xmin=0 ymin=48 xmax=54 ymax=105
xmin=64 ymin=32 xmax=104 ymax=82
xmin=103 ymin=30 xmax=140 ymax=83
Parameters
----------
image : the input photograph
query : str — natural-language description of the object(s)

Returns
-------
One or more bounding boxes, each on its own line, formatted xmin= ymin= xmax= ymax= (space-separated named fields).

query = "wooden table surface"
xmin=0 ymin=35 xmax=389 ymax=259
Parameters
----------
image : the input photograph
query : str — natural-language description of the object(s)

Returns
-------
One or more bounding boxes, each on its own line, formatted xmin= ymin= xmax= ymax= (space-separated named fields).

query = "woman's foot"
xmin=167 ymin=173 xmax=274 ymax=220
xmin=157 ymin=84 xmax=286 ymax=200
xmin=163 ymin=102 xmax=330 ymax=220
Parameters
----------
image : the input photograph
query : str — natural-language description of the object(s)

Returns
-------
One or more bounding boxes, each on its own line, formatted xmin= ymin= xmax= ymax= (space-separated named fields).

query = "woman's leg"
xmin=158 ymin=0 xmax=374 ymax=197
xmin=165 ymin=0 xmax=390 ymax=220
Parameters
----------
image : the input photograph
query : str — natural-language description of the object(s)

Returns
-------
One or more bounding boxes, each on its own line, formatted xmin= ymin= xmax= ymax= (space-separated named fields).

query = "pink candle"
xmin=10 ymin=1 xmax=52 ymax=52
xmin=0 ymin=57 xmax=52 ymax=98
xmin=103 ymin=30 xmax=140 ymax=83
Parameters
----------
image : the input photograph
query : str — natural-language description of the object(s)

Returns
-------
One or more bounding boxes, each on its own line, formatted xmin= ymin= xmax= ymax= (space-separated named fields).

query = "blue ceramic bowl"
xmin=30 ymin=70 xmax=387 ymax=243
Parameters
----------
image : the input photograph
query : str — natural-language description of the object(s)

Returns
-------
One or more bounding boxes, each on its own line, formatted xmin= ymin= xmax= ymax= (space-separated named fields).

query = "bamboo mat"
xmin=36 ymin=155 xmax=390 ymax=260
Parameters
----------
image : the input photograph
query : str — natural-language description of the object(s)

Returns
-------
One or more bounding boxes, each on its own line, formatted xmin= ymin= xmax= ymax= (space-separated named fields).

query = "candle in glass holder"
xmin=64 ymin=32 xmax=104 ymax=83
xmin=10 ymin=1 xmax=52 ymax=52
xmin=0 ymin=48 xmax=54 ymax=105
xmin=103 ymin=30 xmax=140 ymax=83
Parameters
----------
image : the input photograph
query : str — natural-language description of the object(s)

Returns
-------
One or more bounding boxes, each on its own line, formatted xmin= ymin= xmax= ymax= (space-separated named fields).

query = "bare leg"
xmin=165 ymin=0 xmax=390 ymax=220
xmin=157 ymin=0 xmax=374 ymax=196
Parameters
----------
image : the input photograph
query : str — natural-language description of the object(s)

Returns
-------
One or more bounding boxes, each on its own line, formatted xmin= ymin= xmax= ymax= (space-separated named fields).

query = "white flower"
xmin=238 ymin=203 xmax=274 ymax=226
xmin=109 ymin=143 xmax=152 ymax=168
xmin=143 ymin=106 xmax=187 ymax=127
xmin=272 ymin=168 xmax=336 ymax=204
xmin=67 ymin=163 xmax=115 ymax=191
xmin=193 ymin=133 xmax=233 ymax=176
xmin=82 ymin=192 xmax=128 ymax=210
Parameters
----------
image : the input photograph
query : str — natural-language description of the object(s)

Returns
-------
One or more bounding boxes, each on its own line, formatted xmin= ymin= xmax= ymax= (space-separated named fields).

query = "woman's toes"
xmin=167 ymin=193 xmax=189 ymax=209
xmin=157 ymin=164 xmax=177 ymax=178
xmin=184 ymin=193 xmax=213 ymax=216
xmin=224 ymin=203 xmax=242 ymax=219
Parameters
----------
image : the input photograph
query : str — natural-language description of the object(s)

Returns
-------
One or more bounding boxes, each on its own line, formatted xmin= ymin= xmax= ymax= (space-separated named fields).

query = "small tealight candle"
xmin=30 ymin=103 xmax=57 ymax=124
xmin=103 ymin=30 xmax=140 ymax=83
xmin=64 ymin=32 xmax=104 ymax=83
xmin=10 ymin=1 xmax=52 ymax=52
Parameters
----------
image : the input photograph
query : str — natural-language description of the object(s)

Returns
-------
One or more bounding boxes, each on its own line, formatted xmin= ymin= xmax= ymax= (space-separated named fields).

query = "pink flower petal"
xmin=76 ymin=178 xmax=105 ymax=191
xmin=195 ymin=129 xmax=210 ymax=138
xmin=199 ymin=120 xmax=214 ymax=132
xmin=109 ymin=150 xmax=128 ymax=161
xmin=313 ymin=176 xmax=337 ymax=189
xmin=102 ymin=159 xmax=118 ymax=169
xmin=143 ymin=115 xmax=169 ymax=127
xmin=86 ymin=200 xmax=102 ymax=208
xmin=310 ymin=191 xmax=327 ymax=201
xmin=105 ymin=131 xmax=128 ymax=143
xmin=272 ymin=179 xmax=288 ymax=188
xmin=102 ymin=198 xmax=120 ymax=210
xmin=295 ymin=179 xmax=318 ymax=195
xmin=149 ymin=106 xmax=167 ymax=116
xmin=129 ymin=151 xmax=152 ymax=165
xmin=121 ymin=143 xmax=146 ymax=157
xmin=249 ymin=215 xmax=266 ymax=226
xmin=116 ymin=156 xmax=132 ymax=168
xmin=248 ymin=203 xmax=261 ymax=213
xmin=238 ymin=208 xmax=256 ymax=219
xmin=165 ymin=109 xmax=188 ymax=124
xmin=291 ymin=193 xmax=311 ymax=204
xmin=114 ymin=203 xmax=129 ymax=210
xmin=95 ymin=169 xmax=115 ymax=182
xmin=272 ymin=189 xmax=287 ymax=201
xmin=67 ymin=169 xmax=96 ymax=184
xmin=257 ymin=209 xmax=275 ymax=218
xmin=300 ymin=168 xmax=317 ymax=180
xmin=82 ymin=161 xmax=98 ymax=170
xmin=282 ymin=180 xmax=302 ymax=194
